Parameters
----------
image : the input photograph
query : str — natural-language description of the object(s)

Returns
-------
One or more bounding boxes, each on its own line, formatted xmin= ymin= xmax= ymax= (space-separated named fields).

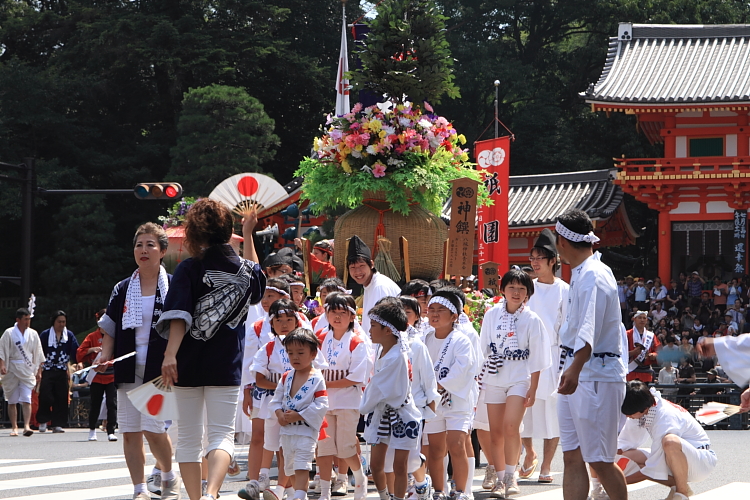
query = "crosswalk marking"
xmin=693 ymin=482 xmax=749 ymax=499
xmin=0 ymin=457 xmax=126 ymax=476
xmin=4 ymin=485 xmax=133 ymax=500
xmin=0 ymin=461 xmax=39 ymax=466
xmin=0 ymin=467 xmax=146 ymax=491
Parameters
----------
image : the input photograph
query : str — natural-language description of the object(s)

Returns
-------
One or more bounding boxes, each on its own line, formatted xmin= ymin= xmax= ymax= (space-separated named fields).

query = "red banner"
xmin=475 ymin=137 xmax=510 ymax=288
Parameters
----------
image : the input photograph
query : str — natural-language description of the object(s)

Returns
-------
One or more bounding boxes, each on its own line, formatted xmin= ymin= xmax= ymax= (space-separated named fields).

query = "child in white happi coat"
xmin=424 ymin=289 xmax=478 ymax=500
xmin=402 ymin=280 xmax=433 ymax=341
xmin=310 ymin=278 xmax=349 ymax=333
xmin=239 ymin=278 xmax=291 ymax=481
xmin=361 ymin=297 xmax=423 ymax=500
xmin=240 ymin=299 xmax=326 ymax=500
xmin=479 ymin=269 xmax=551 ymax=497
xmin=617 ymin=381 xmax=716 ymax=500
xmin=316 ymin=293 xmax=373 ymax=500
xmin=387 ymin=296 xmax=439 ymax=500
xmin=269 ymin=328 xmax=330 ymax=500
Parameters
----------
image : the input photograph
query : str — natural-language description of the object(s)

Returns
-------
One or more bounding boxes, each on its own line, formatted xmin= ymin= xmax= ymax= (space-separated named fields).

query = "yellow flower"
xmin=460 ymin=152 xmax=469 ymax=162
xmin=379 ymin=130 xmax=387 ymax=139
xmin=341 ymin=158 xmax=352 ymax=173
xmin=355 ymin=144 xmax=363 ymax=151
xmin=368 ymin=119 xmax=382 ymax=132
xmin=458 ymin=134 xmax=467 ymax=145
xmin=313 ymin=139 xmax=320 ymax=151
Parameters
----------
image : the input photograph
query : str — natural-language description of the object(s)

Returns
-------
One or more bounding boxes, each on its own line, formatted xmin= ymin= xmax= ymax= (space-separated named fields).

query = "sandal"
xmin=9 ymin=430 xmax=18 ymax=437
xmin=518 ymin=458 xmax=538 ymax=479
xmin=23 ymin=429 xmax=33 ymax=437
xmin=538 ymin=474 xmax=553 ymax=483
xmin=227 ymin=458 xmax=241 ymax=476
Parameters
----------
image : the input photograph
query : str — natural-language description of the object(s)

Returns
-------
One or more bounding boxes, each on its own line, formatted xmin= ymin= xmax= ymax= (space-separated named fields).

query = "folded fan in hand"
xmin=209 ymin=173 xmax=288 ymax=217
xmin=127 ymin=376 xmax=179 ymax=420
xmin=695 ymin=402 xmax=740 ymax=425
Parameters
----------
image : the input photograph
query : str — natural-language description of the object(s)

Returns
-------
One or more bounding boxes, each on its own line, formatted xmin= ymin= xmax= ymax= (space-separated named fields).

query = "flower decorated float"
xmin=296 ymin=0 xmax=488 ymax=281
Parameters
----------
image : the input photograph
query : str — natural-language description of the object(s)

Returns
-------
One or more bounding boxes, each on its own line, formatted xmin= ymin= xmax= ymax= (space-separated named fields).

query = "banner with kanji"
xmin=475 ymin=137 xmax=510 ymax=287
xmin=734 ymin=209 xmax=747 ymax=276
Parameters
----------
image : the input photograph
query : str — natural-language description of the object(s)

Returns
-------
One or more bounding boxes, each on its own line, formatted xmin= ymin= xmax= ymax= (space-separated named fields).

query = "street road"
xmin=0 ymin=428 xmax=746 ymax=499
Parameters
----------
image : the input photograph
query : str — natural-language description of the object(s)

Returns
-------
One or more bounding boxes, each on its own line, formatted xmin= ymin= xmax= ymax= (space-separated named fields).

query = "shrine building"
xmin=582 ymin=23 xmax=750 ymax=281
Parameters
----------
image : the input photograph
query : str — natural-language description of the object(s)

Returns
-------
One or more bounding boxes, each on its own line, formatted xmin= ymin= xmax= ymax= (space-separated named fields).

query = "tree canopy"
xmin=1 ymin=0 xmax=750 ymax=329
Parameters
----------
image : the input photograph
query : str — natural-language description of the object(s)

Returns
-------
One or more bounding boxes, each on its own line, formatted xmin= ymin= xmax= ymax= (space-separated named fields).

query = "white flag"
xmin=335 ymin=6 xmax=350 ymax=116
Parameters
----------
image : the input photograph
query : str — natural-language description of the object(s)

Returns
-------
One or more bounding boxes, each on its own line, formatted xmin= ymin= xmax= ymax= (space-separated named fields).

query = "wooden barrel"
xmin=333 ymin=192 xmax=447 ymax=281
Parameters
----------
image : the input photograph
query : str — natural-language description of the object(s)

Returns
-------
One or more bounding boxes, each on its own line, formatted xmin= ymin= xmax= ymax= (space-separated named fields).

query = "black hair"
xmin=319 ymin=277 xmax=346 ymax=294
xmin=429 ymin=288 xmax=462 ymax=317
xmin=50 ymin=310 xmax=67 ymax=326
xmin=16 ymin=307 xmax=31 ymax=319
xmin=402 ymin=279 xmax=432 ymax=298
xmin=269 ymin=299 xmax=300 ymax=336
xmin=265 ymin=278 xmax=291 ymax=297
xmin=324 ymin=292 xmax=357 ymax=331
xmin=347 ymin=255 xmax=375 ymax=271
xmin=281 ymin=273 xmax=305 ymax=286
xmin=437 ymin=285 xmax=466 ymax=307
xmin=621 ymin=380 xmax=656 ymax=415
xmin=429 ymin=279 xmax=452 ymax=290
xmin=557 ymin=208 xmax=594 ymax=249
xmin=282 ymin=328 xmax=320 ymax=352
xmin=521 ymin=265 xmax=534 ymax=274
xmin=399 ymin=296 xmax=421 ymax=326
xmin=500 ymin=268 xmax=535 ymax=298
xmin=369 ymin=296 xmax=408 ymax=332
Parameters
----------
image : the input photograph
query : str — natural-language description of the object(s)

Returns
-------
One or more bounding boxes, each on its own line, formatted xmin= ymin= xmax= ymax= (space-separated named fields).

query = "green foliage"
xmin=297 ymin=151 xmax=488 ymax=216
xmin=350 ymin=0 xmax=460 ymax=104
xmin=169 ymin=85 xmax=280 ymax=195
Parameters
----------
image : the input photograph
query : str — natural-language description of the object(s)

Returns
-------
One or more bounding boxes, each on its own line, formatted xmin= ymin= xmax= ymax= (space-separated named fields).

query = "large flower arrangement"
xmin=158 ymin=197 xmax=198 ymax=228
xmin=465 ymin=291 xmax=502 ymax=333
xmin=296 ymin=101 xmax=488 ymax=215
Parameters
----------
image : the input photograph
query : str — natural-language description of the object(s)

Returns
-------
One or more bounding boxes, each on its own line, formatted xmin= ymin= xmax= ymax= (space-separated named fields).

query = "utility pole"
xmin=21 ymin=158 xmax=34 ymax=302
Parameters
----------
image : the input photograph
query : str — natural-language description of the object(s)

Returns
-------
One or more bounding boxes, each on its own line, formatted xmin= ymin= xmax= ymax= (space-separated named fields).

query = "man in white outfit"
xmin=0 ymin=308 xmax=45 ymax=437
xmin=555 ymin=209 xmax=628 ymax=500
xmin=520 ymin=228 xmax=569 ymax=483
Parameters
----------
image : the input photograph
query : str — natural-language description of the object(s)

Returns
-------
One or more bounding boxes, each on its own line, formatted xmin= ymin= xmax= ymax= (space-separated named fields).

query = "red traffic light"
xmin=134 ymin=183 xmax=183 ymax=200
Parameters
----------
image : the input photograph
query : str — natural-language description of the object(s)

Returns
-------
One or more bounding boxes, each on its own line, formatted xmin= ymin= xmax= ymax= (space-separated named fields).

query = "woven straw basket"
xmin=333 ymin=191 xmax=448 ymax=281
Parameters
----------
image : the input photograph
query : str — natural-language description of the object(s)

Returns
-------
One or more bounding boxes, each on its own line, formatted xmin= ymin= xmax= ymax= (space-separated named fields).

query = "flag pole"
xmin=335 ymin=0 xmax=350 ymax=116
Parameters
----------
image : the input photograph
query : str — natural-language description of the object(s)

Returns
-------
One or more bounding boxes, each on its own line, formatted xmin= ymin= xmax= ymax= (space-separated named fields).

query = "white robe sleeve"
xmin=411 ymin=340 xmax=439 ymax=410
xmin=0 ymin=329 xmax=10 ymax=363
xmin=268 ymin=378 xmax=284 ymax=413
xmin=573 ymin=277 xmax=598 ymax=353
xmin=298 ymin=376 xmax=329 ymax=431
xmin=713 ymin=334 xmax=750 ymax=386
xmin=360 ymin=350 xmax=411 ymax=415
xmin=526 ymin=313 xmax=552 ymax=375
xmin=250 ymin=342 xmax=272 ymax=380
xmin=616 ymin=418 xmax=648 ymax=452
xmin=439 ymin=335 xmax=476 ymax=395
xmin=345 ymin=340 xmax=372 ymax=384
xmin=479 ymin=307 xmax=496 ymax=358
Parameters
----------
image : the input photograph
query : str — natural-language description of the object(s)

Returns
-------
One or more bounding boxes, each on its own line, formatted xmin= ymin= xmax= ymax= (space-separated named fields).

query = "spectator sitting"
xmin=728 ymin=300 xmax=745 ymax=332
xmin=696 ymin=369 xmax=724 ymax=397
xmin=724 ymin=312 xmax=739 ymax=336
xmin=727 ymin=278 xmax=742 ymax=306
xmin=679 ymin=335 xmax=695 ymax=361
xmin=692 ymin=317 xmax=704 ymax=337
xmin=676 ymin=358 xmax=696 ymax=397
xmin=658 ymin=336 xmax=682 ymax=367
xmin=714 ymin=364 xmax=730 ymax=383
xmin=712 ymin=276 xmax=729 ymax=314
xmin=680 ymin=307 xmax=696 ymax=332
xmin=712 ymin=323 xmax=728 ymax=338
xmin=657 ymin=362 xmax=679 ymax=396
xmin=649 ymin=277 xmax=667 ymax=307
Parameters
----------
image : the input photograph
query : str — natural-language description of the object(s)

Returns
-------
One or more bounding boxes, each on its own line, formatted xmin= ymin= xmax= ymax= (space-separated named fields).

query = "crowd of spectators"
xmin=617 ymin=270 xmax=746 ymax=402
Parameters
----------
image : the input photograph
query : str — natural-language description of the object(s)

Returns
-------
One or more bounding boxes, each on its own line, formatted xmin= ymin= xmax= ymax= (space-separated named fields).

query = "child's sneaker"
xmin=503 ymin=473 xmax=519 ymax=496
xmin=482 ymin=466 xmax=497 ymax=490
xmin=238 ymin=480 xmax=262 ymax=500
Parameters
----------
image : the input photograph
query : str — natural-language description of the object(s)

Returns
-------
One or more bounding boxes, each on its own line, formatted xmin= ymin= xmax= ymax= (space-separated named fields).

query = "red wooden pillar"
xmin=658 ymin=210 xmax=672 ymax=281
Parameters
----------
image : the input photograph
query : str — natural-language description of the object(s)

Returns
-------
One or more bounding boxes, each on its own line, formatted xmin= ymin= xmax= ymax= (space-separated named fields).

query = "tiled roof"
xmin=443 ymin=169 xmax=625 ymax=228
xmin=582 ymin=23 xmax=750 ymax=104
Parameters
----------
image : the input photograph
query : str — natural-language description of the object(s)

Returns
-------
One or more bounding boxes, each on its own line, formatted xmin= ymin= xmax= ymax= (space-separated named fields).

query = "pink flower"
xmin=352 ymin=103 xmax=363 ymax=114
xmin=372 ymin=162 xmax=387 ymax=178
xmin=423 ymin=101 xmax=434 ymax=112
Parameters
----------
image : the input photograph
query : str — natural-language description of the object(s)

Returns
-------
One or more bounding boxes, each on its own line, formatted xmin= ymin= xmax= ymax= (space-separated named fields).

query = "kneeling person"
xmin=618 ymin=380 xmax=717 ymax=500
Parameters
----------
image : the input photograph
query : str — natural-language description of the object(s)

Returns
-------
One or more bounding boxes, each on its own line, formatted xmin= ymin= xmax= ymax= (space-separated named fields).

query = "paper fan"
xmin=127 ymin=376 xmax=179 ymax=420
xmin=615 ymin=455 xmax=641 ymax=477
xmin=209 ymin=173 xmax=288 ymax=216
xmin=695 ymin=402 xmax=741 ymax=425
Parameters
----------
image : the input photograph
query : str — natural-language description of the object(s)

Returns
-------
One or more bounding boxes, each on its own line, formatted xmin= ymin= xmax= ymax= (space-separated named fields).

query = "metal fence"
xmin=0 ymin=396 xmax=92 ymax=428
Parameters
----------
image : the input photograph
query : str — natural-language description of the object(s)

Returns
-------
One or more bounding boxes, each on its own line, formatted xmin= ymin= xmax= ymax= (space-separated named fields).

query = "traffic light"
xmin=134 ymin=183 xmax=183 ymax=200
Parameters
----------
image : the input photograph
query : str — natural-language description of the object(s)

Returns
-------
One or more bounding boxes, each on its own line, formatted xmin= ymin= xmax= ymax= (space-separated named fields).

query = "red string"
xmin=362 ymin=200 xmax=391 ymax=254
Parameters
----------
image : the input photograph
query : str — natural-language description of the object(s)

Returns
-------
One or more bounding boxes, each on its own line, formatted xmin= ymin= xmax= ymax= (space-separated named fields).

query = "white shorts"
xmin=117 ymin=367 xmax=166 ymax=434
xmin=425 ymin=409 xmax=472 ymax=434
xmin=472 ymin=397 xmax=490 ymax=432
xmin=281 ymin=434 xmax=317 ymax=475
xmin=484 ymin=383 xmax=529 ymax=405
xmin=640 ymin=439 xmax=717 ymax=483
xmin=384 ymin=442 xmax=423 ymax=473
xmin=521 ymin=393 xmax=559 ymax=440
xmin=264 ymin=416 xmax=281 ymax=452
xmin=558 ymin=380 xmax=625 ymax=463
xmin=5 ymin=383 xmax=32 ymax=405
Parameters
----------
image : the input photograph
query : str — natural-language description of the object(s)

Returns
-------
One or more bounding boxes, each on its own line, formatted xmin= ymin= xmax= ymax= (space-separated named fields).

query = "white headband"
xmin=325 ymin=304 xmax=358 ymax=315
xmin=337 ymin=286 xmax=353 ymax=294
xmin=428 ymin=296 xmax=458 ymax=315
xmin=270 ymin=309 xmax=294 ymax=319
xmin=555 ymin=221 xmax=600 ymax=244
xmin=369 ymin=314 xmax=400 ymax=337
xmin=633 ymin=310 xmax=649 ymax=318
xmin=266 ymin=286 xmax=290 ymax=298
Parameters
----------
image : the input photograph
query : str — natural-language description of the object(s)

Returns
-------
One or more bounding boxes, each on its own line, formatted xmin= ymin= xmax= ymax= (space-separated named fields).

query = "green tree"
xmin=169 ymin=85 xmax=280 ymax=194
xmin=350 ymin=0 xmax=460 ymax=104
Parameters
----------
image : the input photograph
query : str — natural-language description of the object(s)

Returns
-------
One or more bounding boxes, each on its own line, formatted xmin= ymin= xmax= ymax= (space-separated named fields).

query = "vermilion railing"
xmin=613 ymin=156 xmax=750 ymax=175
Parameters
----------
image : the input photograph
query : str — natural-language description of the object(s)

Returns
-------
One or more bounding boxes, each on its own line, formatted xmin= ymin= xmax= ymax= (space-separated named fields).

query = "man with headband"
xmin=626 ymin=310 xmax=661 ymax=383
xmin=554 ymin=208 xmax=627 ymax=500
